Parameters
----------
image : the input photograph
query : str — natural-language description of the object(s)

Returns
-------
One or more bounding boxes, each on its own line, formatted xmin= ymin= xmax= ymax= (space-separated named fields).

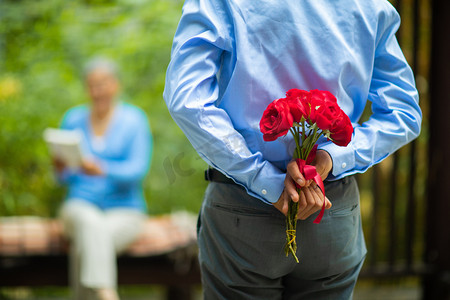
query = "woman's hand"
xmin=81 ymin=160 xmax=103 ymax=176
xmin=52 ymin=157 xmax=66 ymax=173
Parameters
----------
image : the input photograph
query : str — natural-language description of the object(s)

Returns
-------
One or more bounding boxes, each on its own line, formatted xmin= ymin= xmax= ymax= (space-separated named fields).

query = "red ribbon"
xmin=294 ymin=147 xmax=326 ymax=224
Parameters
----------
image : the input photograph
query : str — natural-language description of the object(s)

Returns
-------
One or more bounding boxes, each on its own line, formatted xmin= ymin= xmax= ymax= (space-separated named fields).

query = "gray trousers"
xmin=198 ymin=176 xmax=366 ymax=300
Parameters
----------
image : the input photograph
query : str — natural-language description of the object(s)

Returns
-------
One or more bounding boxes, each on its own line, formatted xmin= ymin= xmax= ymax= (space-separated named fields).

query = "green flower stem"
xmin=284 ymin=122 xmax=326 ymax=263
xmin=302 ymin=119 xmax=306 ymax=141
xmin=289 ymin=127 xmax=301 ymax=159
xmin=284 ymin=196 xmax=299 ymax=263
xmin=303 ymin=124 xmax=318 ymax=160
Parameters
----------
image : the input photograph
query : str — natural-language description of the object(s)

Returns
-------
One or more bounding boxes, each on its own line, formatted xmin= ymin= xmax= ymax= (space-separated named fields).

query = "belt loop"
xmin=205 ymin=168 xmax=211 ymax=181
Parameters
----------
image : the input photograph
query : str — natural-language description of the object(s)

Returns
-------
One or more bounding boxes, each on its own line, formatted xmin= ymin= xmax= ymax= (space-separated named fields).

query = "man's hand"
xmin=81 ymin=160 xmax=103 ymax=176
xmin=274 ymin=184 xmax=332 ymax=218
xmin=311 ymin=149 xmax=333 ymax=182
xmin=274 ymin=150 xmax=333 ymax=219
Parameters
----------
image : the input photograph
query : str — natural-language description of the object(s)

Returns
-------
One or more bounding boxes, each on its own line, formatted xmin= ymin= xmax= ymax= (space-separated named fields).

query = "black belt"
xmin=205 ymin=168 xmax=349 ymax=186
xmin=204 ymin=168 xmax=236 ymax=185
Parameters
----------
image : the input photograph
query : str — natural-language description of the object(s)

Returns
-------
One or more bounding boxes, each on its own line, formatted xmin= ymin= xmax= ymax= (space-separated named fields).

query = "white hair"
xmin=83 ymin=57 xmax=120 ymax=78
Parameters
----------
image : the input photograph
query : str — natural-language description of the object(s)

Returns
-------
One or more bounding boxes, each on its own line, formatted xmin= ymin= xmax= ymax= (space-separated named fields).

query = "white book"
xmin=43 ymin=128 xmax=84 ymax=170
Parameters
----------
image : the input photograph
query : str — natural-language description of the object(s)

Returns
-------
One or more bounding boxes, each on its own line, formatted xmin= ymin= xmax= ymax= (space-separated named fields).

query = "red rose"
xmin=330 ymin=111 xmax=353 ymax=146
xmin=286 ymin=89 xmax=310 ymax=100
xmin=315 ymin=100 xmax=353 ymax=146
xmin=310 ymin=89 xmax=337 ymax=103
xmin=285 ymin=89 xmax=310 ymax=123
xmin=305 ymin=90 xmax=322 ymax=123
xmin=308 ymin=90 xmax=338 ymax=125
xmin=260 ymin=98 xmax=294 ymax=141
xmin=315 ymin=101 xmax=341 ymax=131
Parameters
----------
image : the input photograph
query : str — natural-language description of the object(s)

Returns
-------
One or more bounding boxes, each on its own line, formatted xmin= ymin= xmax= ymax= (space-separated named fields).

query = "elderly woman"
xmin=53 ymin=58 xmax=152 ymax=300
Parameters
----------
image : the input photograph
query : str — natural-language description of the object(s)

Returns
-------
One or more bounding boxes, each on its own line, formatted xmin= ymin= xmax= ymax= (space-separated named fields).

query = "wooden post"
xmin=423 ymin=0 xmax=450 ymax=299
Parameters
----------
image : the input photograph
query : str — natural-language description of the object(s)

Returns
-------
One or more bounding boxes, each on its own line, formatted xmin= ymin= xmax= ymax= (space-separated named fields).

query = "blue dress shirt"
xmin=59 ymin=102 xmax=152 ymax=212
xmin=163 ymin=0 xmax=422 ymax=204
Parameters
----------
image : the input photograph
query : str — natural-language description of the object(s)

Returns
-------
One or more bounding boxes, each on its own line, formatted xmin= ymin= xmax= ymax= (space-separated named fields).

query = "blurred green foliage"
xmin=0 ymin=0 xmax=432 ymax=287
xmin=0 ymin=1 xmax=430 ymax=269
xmin=0 ymin=0 xmax=208 ymax=217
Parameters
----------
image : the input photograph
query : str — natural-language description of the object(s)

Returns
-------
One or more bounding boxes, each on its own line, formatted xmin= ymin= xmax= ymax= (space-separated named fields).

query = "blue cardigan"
xmin=58 ymin=102 xmax=152 ymax=212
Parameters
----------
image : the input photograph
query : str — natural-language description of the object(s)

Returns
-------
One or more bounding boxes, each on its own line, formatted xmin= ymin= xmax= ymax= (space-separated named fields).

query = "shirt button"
xmin=341 ymin=162 xmax=347 ymax=169
xmin=261 ymin=189 xmax=267 ymax=195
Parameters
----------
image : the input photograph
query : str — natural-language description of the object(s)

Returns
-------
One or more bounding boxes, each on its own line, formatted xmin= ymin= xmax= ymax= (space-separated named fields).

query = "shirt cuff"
xmin=318 ymin=141 xmax=355 ymax=177
xmin=245 ymin=162 xmax=285 ymax=204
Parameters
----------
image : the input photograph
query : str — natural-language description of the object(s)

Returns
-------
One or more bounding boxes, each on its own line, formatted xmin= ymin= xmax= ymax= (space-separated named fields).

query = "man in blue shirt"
xmin=164 ymin=0 xmax=422 ymax=299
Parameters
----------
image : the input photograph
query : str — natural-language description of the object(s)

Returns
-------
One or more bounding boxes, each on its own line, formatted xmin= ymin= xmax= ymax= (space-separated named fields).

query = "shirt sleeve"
xmin=101 ymin=110 xmax=152 ymax=184
xmin=163 ymin=0 xmax=285 ymax=204
xmin=319 ymin=7 xmax=422 ymax=178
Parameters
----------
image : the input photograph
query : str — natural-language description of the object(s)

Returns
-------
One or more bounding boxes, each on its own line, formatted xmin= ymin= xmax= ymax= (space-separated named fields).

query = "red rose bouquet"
xmin=260 ymin=89 xmax=353 ymax=262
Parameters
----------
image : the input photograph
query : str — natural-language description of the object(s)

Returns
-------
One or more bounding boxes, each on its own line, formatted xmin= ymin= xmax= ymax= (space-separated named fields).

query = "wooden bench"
xmin=0 ymin=212 xmax=201 ymax=300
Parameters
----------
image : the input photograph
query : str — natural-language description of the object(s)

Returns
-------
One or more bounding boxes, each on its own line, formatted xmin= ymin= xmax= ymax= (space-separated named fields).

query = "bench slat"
xmin=0 ymin=212 xmax=198 ymax=257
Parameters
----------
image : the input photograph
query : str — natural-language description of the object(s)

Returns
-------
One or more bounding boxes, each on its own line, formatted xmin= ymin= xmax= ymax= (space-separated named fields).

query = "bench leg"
xmin=166 ymin=285 xmax=193 ymax=300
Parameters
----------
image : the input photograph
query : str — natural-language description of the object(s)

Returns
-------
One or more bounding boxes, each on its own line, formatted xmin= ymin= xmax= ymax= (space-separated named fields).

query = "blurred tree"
xmin=0 ymin=0 xmax=207 ymax=217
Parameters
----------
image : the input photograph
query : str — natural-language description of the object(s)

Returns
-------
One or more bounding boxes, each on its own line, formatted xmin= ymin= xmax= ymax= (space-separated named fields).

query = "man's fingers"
xmin=297 ymin=189 xmax=307 ymax=216
xmin=283 ymin=192 xmax=290 ymax=214
xmin=325 ymin=196 xmax=332 ymax=209
xmin=297 ymin=186 xmax=332 ymax=220
xmin=273 ymin=190 xmax=290 ymax=216
xmin=284 ymin=174 xmax=299 ymax=202
xmin=297 ymin=187 xmax=321 ymax=220
xmin=311 ymin=186 xmax=332 ymax=210
xmin=286 ymin=160 xmax=306 ymax=187
xmin=312 ymin=187 xmax=332 ymax=209
xmin=297 ymin=189 xmax=311 ymax=220
xmin=281 ymin=161 xmax=333 ymax=220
